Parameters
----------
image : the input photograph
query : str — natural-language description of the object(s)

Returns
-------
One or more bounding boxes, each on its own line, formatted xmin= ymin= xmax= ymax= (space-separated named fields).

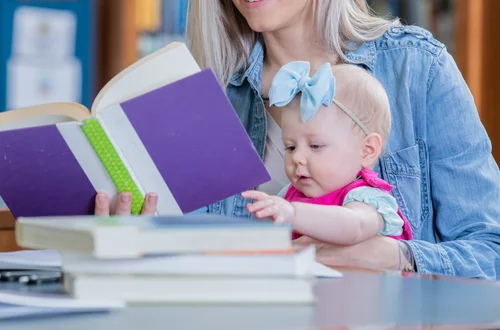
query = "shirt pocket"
xmin=380 ymin=142 xmax=427 ymax=232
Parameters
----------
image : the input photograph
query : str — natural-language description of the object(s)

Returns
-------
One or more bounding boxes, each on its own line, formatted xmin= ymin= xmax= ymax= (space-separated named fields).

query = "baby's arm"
xmin=242 ymin=190 xmax=385 ymax=245
xmin=292 ymin=201 xmax=384 ymax=245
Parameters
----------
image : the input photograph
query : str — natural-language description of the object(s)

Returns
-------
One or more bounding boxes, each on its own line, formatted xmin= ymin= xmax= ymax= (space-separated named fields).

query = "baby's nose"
xmin=292 ymin=150 xmax=307 ymax=165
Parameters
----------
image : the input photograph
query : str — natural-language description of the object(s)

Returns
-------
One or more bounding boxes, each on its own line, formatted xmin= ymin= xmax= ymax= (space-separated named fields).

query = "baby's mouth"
xmin=297 ymin=175 xmax=312 ymax=182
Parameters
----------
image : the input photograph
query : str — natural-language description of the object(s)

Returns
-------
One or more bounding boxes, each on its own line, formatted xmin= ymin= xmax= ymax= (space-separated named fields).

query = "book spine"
xmin=81 ymin=119 xmax=144 ymax=214
xmin=96 ymin=104 xmax=183 ymax=216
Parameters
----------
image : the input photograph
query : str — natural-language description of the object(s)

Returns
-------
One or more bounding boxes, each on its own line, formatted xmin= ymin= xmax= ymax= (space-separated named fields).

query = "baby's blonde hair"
xmin=331 ymin=64 xmax=391 ymax=147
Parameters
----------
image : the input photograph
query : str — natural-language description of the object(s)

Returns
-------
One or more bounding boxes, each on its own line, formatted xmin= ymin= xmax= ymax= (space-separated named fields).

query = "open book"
xmin=0 ymin=43 xmax=270 ymax=218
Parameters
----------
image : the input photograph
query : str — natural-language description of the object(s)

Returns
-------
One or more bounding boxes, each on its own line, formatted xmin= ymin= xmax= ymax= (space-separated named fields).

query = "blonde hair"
xmin=331 ymin=64 xmax=391 ymax=146
xmin=186 ymin=0 xmax=400 ymax=86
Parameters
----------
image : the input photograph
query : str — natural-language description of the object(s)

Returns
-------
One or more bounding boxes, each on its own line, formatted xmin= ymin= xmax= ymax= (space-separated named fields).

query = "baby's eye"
xmin=310 ymin=144 xmax=323 ymax=150
xmin=285 ymin=146 xmax=295 ymax=152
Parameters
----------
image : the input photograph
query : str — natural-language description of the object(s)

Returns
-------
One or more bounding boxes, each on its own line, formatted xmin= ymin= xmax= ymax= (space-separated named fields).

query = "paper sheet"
xmin=0 ymin=290 xmax=124 ymax=309
xmin=0 ymin=250 xmax=61 ymax=271
xmin=0 ymin=291 xmax=123 ymax=320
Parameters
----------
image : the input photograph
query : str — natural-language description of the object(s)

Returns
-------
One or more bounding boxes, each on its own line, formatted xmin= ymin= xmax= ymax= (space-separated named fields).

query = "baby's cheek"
xmin=284 ymin=166 xmax=295 ymax=181
xmin=316 ymin=166 xmax=344 ymax=192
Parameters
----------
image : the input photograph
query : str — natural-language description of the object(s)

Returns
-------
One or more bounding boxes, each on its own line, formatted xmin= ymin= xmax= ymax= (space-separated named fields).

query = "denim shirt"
xmin=194 ymin=25 xmax=500 ymax=280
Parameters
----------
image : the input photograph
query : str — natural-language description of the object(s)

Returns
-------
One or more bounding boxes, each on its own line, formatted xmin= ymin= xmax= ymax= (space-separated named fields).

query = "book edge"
xmin=0 ymin=102 xmax=90 ymax=129
xmin=90 ymin=42 xmax=187 ymax=115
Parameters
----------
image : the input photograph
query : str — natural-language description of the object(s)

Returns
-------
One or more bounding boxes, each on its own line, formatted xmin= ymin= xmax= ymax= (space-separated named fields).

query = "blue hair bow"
xmin=268 ymin=61 xmax=335 ymax=122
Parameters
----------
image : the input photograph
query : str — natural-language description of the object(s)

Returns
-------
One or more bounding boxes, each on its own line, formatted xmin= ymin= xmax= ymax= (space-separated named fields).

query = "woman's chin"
xmin=247 ymin=24 xmax=276 ymax=33
xmin=244 ymin=18 xmax=283 ymax=33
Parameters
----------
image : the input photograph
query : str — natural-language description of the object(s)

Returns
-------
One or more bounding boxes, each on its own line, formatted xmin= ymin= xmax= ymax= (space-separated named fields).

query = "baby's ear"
xmin=360 ymin=133 xmax=383 ymax=168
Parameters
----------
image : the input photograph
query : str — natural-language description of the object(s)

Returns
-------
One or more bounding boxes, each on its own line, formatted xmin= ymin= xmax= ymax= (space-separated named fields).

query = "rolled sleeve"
xmin=343 ymin=186 xmax=404 ymax=237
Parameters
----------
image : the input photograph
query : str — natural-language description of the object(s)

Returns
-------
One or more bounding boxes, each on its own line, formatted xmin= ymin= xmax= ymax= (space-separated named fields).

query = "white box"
xmin=6 ymin=57 xmax=82 ymax=110
xmin=12 ymin=6 xmax=77 ymax=58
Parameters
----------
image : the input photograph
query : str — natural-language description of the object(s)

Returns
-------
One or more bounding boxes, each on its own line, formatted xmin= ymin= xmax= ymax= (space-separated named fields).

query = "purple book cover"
xmin=121 ymin=69 xmax=270 ymax=213
xmin=0 ymin=69 xmax=270 ymax=218
xmin=0 ymin=126 xmax=96 ymax=217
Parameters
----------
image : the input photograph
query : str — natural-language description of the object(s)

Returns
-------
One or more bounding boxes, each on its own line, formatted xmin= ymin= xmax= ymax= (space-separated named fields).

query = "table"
xmin=3 ymin=270 xmax=500 ymax=329
xmin=0 ymin=208 xmax=19 ymax=252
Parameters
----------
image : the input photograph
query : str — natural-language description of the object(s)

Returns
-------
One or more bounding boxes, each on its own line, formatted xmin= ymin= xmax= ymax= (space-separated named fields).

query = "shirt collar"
xmin=344 ymin=40 xmax=377 ymax=72
xmin=229 ymin=36 xmax=265 ymax=90
xmin=228 ymin=37 xmax=376 ymax=88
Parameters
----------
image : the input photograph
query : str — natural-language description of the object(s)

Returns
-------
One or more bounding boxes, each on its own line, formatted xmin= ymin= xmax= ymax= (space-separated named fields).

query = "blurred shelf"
xmin=137 ymin=33 xmax=185 ymax=58
xmin=97 ymin=0 xmax=187 ymax=89
xmin=369 ymin=0 xmax=456 ymax=54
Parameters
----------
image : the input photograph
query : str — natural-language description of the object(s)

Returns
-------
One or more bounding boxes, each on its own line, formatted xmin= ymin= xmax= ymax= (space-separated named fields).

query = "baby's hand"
xmin=241 ymin=190 xmax=295 ymax=225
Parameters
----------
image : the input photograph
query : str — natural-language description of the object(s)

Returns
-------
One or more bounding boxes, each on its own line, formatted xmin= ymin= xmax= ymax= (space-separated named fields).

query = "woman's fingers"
xmin=114 ymin=192 xmax=132 ymax=215
xmin=95 ymin=192 xmax=158 ymax=216
xmin=94 ymin=192 xmax=110 ymax=216
xmin=141 ymin=193 xmax=158 ymax=215
xmin=247 ymin=199 xmax=275 ymax=213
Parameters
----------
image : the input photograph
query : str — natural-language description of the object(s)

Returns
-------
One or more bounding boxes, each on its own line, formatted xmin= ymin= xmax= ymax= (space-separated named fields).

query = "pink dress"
xmin=284 ymin=169 xmax=413 ymax=241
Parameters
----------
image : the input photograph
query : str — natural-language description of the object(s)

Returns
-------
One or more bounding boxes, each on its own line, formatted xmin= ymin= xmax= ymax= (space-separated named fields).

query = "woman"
xmin=96 ymin=0 xmax=500 ymax=280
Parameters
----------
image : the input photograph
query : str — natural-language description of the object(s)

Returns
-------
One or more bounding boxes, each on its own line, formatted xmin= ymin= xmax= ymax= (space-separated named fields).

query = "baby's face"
xmin=281 ymin=103 xmax=365 ymax=198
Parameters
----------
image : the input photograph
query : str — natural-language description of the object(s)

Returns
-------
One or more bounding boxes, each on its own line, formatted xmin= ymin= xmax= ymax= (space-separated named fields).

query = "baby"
xmin=242 ymin=62 xmax=413 ymax=245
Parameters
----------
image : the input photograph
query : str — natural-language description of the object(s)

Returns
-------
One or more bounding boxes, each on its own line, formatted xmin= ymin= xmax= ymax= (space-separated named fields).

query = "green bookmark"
xmin=82 ymin=119 xmax=144 ymax=215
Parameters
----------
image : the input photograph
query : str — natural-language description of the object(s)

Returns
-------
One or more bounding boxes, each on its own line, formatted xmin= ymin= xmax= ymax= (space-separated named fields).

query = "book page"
xmin=91 ymin=42 xmax=201 ymax=115
xmin=0 ymin=102 xmax=90 ymax=131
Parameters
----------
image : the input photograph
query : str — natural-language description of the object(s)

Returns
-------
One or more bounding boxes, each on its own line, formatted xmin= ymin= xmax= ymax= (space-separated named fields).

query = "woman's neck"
xmin=259 ymin=4 xmax=340 ymax=127
xmin=263 ymin=32 xmax=336 ymax=74
xmin=261 ymin=10 xmax=339 ymax=74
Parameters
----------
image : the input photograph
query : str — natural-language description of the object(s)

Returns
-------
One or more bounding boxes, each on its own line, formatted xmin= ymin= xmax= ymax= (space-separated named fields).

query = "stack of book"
xmin=15 ymin=214 xmax=320 ymax=304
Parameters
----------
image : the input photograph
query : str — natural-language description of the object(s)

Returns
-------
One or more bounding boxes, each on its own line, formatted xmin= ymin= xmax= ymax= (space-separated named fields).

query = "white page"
xmin=0 ymin=250 xmax=61 ymax=271
xmin=0 ymin=290 xmax=123 ymax=309
xmin=0 ymin=304 xmax=107 ymax=320
xmin=92 ymin=43 xmax=200 ymax=113
xmin=0 ymin=290 xmax=123 ymax=320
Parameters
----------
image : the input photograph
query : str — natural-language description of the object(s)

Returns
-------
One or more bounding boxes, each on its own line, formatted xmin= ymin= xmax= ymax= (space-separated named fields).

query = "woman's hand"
xmin=242 ymin=190 xmax=295 ymax=224
xmin=94 ymin=192 xmax=158 ymax=216
xmin=294 ymin=235 xmax=408 ymax=272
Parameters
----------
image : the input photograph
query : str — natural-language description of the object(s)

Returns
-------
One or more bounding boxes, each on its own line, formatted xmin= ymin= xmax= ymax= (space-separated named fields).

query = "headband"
xmin=268 ymin=61 xmax=369 ymax=135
